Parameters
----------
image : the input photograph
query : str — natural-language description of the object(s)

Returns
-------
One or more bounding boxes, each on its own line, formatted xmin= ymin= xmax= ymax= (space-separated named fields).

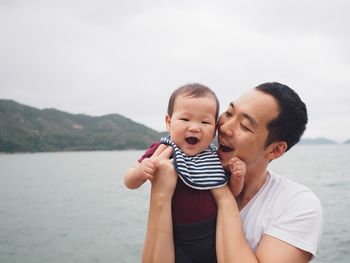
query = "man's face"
xmin=217 ymin=89 xmax=279 ymax=172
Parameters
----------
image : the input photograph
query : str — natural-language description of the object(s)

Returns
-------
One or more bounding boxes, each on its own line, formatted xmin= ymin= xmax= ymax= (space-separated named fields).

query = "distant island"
xmin=0 ymin=99 xmax=348 ymax=153
xmin=298 ymin=138 xmax=338 ymax=145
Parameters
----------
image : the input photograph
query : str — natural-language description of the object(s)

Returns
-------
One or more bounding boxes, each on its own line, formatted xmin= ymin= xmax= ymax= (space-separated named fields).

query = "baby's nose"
xmin=188 ymin=123 xmax=200 ymax=132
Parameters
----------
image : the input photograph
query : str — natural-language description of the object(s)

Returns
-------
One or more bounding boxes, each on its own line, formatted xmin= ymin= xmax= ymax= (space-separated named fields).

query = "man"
xmin=142 ymin=82 xmax=323 ymax=263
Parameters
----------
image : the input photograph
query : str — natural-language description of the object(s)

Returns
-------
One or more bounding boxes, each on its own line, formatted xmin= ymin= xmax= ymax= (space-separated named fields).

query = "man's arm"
xmin=142 ymin=186 xmax=174 ymax=262
xmin=142 ymin=145 xmax=177 ymax=263
xmin=212 ymin=186 xmax=312 ymax=263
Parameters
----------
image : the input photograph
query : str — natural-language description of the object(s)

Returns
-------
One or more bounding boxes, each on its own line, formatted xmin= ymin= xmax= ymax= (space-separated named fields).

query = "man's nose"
xmin=219 ymin=119 xmax=234 ymax=137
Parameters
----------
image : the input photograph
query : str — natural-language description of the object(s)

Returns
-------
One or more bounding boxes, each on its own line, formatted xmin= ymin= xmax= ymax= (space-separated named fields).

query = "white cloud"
xmin=0 ymin=0 xmax=349 ymax=141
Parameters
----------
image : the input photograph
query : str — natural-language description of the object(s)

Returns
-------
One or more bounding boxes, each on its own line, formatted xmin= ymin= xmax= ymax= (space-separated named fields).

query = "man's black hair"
xmin=255 ymin=82 xmax=308 ymax=151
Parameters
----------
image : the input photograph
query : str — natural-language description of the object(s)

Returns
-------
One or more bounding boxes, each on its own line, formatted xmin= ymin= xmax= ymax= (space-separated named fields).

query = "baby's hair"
xmin=167 ymin=83 xmax=220 ymax=120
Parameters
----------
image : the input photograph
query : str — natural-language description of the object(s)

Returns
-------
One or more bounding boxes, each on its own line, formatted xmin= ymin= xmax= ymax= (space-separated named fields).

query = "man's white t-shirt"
xmin=240 ymin=171 xmax=323 ymax=258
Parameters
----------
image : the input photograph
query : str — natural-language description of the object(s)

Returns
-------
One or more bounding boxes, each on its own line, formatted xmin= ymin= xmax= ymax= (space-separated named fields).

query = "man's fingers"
xmin=151 ymin=144 xmax=168 ymax=158
xmin=158 ymin=146 xmax=173 ymax=159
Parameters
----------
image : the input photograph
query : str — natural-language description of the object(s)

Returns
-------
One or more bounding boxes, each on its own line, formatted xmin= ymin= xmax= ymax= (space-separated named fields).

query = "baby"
xmin=124 ymin=83 xmax=246 ymax=262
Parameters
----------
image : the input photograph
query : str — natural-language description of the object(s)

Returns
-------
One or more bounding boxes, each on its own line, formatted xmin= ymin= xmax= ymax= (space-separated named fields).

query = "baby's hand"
xmin=138 ymin=158 xmax=156 ymax=181
xmin=229 ymin=157 xmax=246 ymax=178
xmin=228 ymin=157 xmax=246 ymax=197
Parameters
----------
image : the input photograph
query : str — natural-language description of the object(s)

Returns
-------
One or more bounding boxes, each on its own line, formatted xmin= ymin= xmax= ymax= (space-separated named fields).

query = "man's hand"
xmin=149 ymin=144 xmax=177 ymax=201
xmin=142 ymin=144 xmax=176 ymax=263
xmin=211 ymin=185 xmax=235 ymax=207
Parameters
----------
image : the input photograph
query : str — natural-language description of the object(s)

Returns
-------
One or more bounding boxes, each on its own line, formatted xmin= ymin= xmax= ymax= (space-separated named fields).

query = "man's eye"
xmin=240 ymin=123 xmax=252 ymax=132
xmin=225 ymin=111 xmax=232 ymax=117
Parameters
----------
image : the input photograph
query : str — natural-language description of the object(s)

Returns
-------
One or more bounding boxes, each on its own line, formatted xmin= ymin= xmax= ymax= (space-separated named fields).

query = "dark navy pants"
xmin=173 ymin=216 xmax=217 ymax=263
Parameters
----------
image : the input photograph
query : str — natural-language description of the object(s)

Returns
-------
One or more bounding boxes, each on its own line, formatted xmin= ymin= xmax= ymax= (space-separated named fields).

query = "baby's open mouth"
xmin=185 ymin=137 xmax=199 ymax=145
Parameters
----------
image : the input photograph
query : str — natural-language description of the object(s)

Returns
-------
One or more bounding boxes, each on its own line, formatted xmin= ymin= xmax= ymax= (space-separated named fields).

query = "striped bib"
xmin=160 ymin=137 xmax=229 ymax=190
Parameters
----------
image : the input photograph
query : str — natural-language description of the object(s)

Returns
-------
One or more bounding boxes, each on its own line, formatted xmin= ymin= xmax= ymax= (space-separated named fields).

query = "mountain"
xmin=0 ymin=99 xmax=343 ymax=153
xmin=299 ymin=138 xmax=338 ymax=145
xmin=344 ymin=139 xmax=350 ymax=144
xmin=0 ymin=99 xmax=164 ymax=153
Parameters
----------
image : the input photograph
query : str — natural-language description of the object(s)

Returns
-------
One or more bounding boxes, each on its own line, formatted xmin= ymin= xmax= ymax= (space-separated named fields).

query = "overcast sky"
xmin=1 ymin=0 xmax=349 ymax=142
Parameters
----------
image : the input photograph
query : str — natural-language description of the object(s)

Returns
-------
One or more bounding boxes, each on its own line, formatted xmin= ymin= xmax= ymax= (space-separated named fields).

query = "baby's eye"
xmin=202 ymin=121 xmax=212 ymax=125
xmin=180 ymin=118 xmax=189 ymax=121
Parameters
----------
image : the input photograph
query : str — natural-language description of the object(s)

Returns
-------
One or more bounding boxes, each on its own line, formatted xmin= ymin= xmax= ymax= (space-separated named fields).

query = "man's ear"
xmin=266 ymin=141 xmax=288 ymax=161
xmin=165 ymin=115 xmax=171 ymax=132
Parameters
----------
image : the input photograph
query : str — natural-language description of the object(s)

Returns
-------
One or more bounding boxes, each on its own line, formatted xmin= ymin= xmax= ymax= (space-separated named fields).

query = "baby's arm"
xmin=228 ymin=157 xmax=246 ymax=197
xmin=124 ymin=158 xmax=155 ymax=189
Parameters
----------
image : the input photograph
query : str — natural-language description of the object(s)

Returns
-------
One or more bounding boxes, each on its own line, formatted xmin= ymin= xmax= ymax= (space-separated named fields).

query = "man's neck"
xmin=236 ymin=168 xmax=269 ymax=210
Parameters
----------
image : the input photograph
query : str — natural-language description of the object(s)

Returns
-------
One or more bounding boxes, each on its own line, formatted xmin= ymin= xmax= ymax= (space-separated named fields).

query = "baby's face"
xmin=166 ymin=95 xmax=217 ymax=156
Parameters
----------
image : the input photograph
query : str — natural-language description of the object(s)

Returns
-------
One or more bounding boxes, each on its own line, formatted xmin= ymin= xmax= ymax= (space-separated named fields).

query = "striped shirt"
xmin=160 ymin=137 xmax=229 ymax=190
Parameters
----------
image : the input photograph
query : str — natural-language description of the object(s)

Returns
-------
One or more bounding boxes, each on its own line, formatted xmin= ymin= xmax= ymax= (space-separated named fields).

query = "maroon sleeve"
xmin=137 ymin=141 xmax=161 ymax=163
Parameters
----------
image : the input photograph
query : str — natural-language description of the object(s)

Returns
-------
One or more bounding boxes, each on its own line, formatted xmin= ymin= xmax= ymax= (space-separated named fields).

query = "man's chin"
xmin=222 ymin=162 xmax=231 ymax=173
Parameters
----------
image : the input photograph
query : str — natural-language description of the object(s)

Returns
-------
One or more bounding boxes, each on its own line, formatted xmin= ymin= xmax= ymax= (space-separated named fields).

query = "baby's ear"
xmin=165 ymin=115 xmax=171 ymax=132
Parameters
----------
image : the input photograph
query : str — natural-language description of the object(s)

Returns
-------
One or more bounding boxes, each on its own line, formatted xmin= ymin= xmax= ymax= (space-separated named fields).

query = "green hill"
xmin=1 ymin=99 xmax=343 ymax=153
xmin=0 ymin=99 xmax=164 ymax=153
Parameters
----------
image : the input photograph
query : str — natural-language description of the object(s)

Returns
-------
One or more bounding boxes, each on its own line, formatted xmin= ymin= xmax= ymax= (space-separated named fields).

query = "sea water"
xmin=0 ymin=145 xmax=349 ymax=262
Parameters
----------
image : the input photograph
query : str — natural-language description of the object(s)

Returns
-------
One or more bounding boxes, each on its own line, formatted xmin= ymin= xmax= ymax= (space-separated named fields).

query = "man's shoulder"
xmin=263 ymin=172 xmax=323 ymax=258
xmin=268 ymin=171 xmax=311 ymax=193
xmin=267 ymin=171 xmax=322 ymax=212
